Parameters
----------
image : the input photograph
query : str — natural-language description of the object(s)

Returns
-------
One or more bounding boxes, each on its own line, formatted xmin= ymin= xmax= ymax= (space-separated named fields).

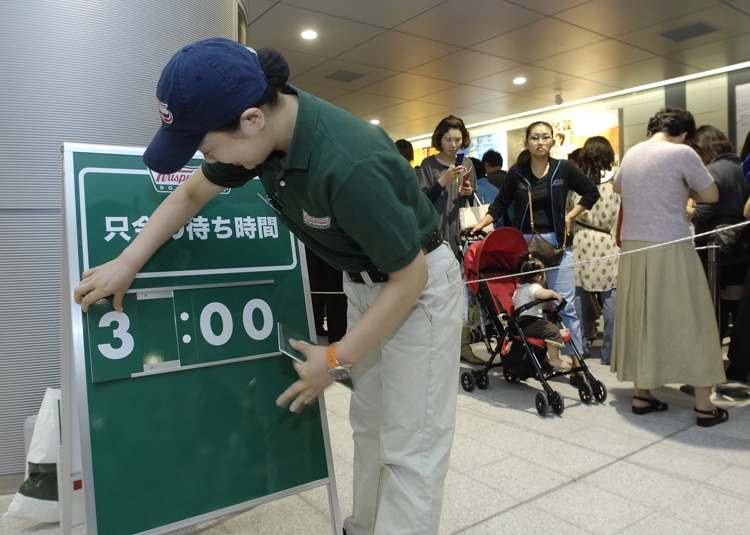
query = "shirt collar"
xmin=282 ymin=85 xmax=316 ymax=171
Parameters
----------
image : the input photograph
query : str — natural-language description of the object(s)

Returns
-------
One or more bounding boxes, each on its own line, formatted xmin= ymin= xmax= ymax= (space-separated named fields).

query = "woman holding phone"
xmin=419 ymin=115 xmax=482 ymax=364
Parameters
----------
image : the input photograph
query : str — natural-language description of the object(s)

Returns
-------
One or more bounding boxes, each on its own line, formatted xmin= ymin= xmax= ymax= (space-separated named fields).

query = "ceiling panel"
xmin=338 ymin=31 xmax=460 ymax=71
xmin=358 ymin=72 xmax=458 ymax=101
xmin=409 ymin=49 xmax=521 ymax=83
xmin=415 ymin=85 xmax=508 ymax=107
xmin=248 ymin=3 xmax=385 ymax=57
xmin=371 ymin=100 xmax=454 ymax=121
xmin=243 ymin=0 xmax=750 ymax=141
xmin=469 ymin=65 xmax=572 ymax=93
xmin=615 ymin=4 xmax=750 ymax=56
xmin=503 ymin=0 xmax=591 ymax=16
xmin=394 ymin=0 xmax=544 ymax=48
xmin=664 ymin=31 xmax=750 ymax=71
xmin=291 ymin=59 xmax=400 ymax=90
xmin=522 ymin=78 xmax=622 ymax=104
xmin=289 ymin=82 xmax=352 ymax=101
xmin=555 ymin=0 xmax=720 ymax=37
xmin=533 ymin=40 xmax=656 ymax=77
xmin=278 ymin=0 xmax=447 ymax=28
xmin=329 ymin=93 xmax=408 ymax=116
xmin=583 ymin=57 xmax=701 ymax=88
xmin=465 ymin=94 xmax=552 ymax=116
xmin=470 ymin=18 xmax=606 ymax=64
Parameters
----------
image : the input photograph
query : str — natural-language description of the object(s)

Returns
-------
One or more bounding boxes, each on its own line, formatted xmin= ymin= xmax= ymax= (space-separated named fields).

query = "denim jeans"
xmin=524 ymin=233 xmax=583 ymax=355
xmin=575 ymin=286 xmax=617 ymax=365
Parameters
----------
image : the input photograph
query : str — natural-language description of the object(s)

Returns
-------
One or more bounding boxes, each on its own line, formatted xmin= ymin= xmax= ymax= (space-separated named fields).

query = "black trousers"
xmin=726 ymin=263 xmax=750 ymax=381
xmin=305 ymin=249 xmax=347 ymax=343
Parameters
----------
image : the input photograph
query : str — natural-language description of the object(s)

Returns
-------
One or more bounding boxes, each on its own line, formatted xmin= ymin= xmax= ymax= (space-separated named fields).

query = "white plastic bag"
xmin=4 ymin=388 xmax=61 ymax=523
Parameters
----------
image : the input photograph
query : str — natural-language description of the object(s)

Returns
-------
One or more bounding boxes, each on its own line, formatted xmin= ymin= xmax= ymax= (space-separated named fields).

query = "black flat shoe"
xmin=569 ymin=374 xmax=586 ymax=388
xmin=695 ymin=407 xmax=729 ymax=427
xmin=632 ymin=396 xmax=668 ymax=415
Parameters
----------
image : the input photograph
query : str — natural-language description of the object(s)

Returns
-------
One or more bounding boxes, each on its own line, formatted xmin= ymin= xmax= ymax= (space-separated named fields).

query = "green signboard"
xmin=62 ymin=143 xmax=340 ymax=535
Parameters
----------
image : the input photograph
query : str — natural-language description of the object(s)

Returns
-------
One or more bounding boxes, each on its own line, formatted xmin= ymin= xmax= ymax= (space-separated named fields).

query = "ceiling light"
xmin=301 ymin=30 xmax=317 ymax=40
xmin=370 ymin=119 xmax=380 ymax=125
xmin=513 ymin=77 xmax=526 ymax=85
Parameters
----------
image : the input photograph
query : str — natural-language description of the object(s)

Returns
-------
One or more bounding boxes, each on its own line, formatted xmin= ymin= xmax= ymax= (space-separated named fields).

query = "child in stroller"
xmin=461 ymin=227 xmax=607 ymax=416
xmin=513 ymin=258 xmax=571 ymax=371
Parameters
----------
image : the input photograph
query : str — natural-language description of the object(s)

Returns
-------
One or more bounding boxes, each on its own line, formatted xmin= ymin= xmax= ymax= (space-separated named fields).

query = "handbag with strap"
xmin=714 ymin=222 xmax=750 ymax=265
xmin=526 ymin=188 xmax=566 ymax=267
xmin=459 ymin=193 xmax=492 ymax=231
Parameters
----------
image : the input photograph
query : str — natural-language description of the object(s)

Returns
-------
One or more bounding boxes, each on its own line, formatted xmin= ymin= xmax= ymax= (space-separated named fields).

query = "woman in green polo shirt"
xmin=73 ymin=39 xmax=462 ymax=535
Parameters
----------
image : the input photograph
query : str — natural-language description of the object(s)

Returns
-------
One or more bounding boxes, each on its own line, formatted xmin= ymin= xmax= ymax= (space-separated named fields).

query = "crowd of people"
xmin=71 ymin=38 xmax=747 ymax=535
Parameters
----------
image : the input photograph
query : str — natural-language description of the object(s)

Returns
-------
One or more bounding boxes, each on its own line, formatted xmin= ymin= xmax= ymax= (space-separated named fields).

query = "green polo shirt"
xmin=201 ymin=86 xmax=438 ymax=274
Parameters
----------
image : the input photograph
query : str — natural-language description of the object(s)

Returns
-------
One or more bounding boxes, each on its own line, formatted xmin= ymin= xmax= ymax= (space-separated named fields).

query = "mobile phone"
xmin=462 ymin=169 xmax=471 ymax=187
xmin=454 ymin=153 xmax=465 ymax=167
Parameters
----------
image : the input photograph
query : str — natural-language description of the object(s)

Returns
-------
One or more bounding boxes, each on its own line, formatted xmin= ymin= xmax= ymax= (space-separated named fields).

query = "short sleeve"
xmin=201 ymin=161 xmax=257 ymax=188
xmin=679 ymin=146 xmax=714 ymax=191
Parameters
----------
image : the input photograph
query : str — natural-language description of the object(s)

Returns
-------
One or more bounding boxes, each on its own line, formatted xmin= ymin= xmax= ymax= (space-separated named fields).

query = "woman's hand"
xmin=438 ymin=164 xmax=465 ymax=188
xmin=469 ymin=213 xmax=494 ymax=235
xmin=458 ymin=182 xmax=473 ymax=196
xmin=74 ymin=256 xmax=140 ymax=313
xmin=276 ymin=339 xmax=335 ymax=413
xmin=564 ymin=214 xmax=574 ymax=235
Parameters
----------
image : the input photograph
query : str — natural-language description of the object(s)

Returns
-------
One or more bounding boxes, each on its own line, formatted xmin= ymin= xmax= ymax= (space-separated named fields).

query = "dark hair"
xmin=525 ymin=121 xmax=553 ymax=140
xmin=214 ymin=47 xmax=291 ymax=133
xmin=646 ymin=107 xmax=696 ymax=138
xmin=687 ymin=125 xmax=735 ymax=165
xmin=431 ymin=115 xmax=471 ymax=150
xmin=482 ymin=149 xmax=503 ymax=168
xmin=555 ymin=133 xmax=565 ymax=144
xmin=518 ymin=258 xmax=545 ymax=283
xmin=394 ymin=139 xmax=414 ymax=163
xmin=470 ymin=157 xmax=486 ymax=178
xmin=516 ymin=149 xmax=530 ymax=165
xmin=567 ymin=148 xmax=581 ymax=167
xmin=578 ymin=136 xmax=615 ymax=184
xmin=741 ymin=130 xmax=750 ymax=162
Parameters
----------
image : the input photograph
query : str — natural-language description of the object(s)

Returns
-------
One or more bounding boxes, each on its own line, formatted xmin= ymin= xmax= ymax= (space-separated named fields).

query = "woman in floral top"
xmin=568 ymin=136 xmax=619 ymax=365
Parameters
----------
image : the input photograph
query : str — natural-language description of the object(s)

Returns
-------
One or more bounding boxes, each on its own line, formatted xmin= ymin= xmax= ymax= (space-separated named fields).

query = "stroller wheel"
xmin=461 ymin=371 xmax=476 ymax=392
xmin=549 ymin=392 xmax=565 ymax=415
xmin=535 ymin=392 xmax=549 ymax=416
xmin=591 ymin=380 xmax=608 ymax=403
xmin=474 ymin=371 xmax=490 ymax=390
xmin=503 ymin=369 xmax=520 ymax=384
xmin=578 ymin=382 xmax=593 ymax=404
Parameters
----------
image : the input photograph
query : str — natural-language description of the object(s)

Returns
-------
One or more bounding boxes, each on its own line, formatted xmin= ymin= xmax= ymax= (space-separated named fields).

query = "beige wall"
xmin=687 ymin=74 xmax=729 ymax=134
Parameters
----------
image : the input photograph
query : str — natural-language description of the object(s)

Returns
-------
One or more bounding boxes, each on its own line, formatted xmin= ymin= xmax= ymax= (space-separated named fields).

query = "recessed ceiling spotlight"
xmin=301 ymin=30 xmax=317 ymax=40
xmin=370 ymin=119 xmax=380 ymax=125
xmin=513 ymin=77 xmax=526 ymax=85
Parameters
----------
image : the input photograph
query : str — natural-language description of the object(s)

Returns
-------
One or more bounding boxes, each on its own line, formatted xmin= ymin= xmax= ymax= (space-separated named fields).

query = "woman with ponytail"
xmin=74 ymin=39 xmax=461 ymax=535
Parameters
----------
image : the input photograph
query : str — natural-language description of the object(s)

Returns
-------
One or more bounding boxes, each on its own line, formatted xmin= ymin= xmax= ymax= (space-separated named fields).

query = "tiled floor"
xmin=3 ymin=342 xmax=749 ymax=535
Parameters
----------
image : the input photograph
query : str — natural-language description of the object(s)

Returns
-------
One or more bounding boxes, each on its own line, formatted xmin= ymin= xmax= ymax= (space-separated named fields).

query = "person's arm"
xmin=471 ymin=167 xmax=515 ymax=233
xmin=73 ymin=167 xmax=225 ymax=312
xmin=533 ymin=287 xmax=562 ymax=302
xmin=565 ymin=165 xmax=600 ymax=234
xmin=420 ymin=161 xmax=463 ymax=202
xmin=745 ymin=195 xmax=750 ymax=219
xmin=690 ymin=183 xmax=719 ymax=203
xmin=276 ymin=250 xmax=429 ymax=412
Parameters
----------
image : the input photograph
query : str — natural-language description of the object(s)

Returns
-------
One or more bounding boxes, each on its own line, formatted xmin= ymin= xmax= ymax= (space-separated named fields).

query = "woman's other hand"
xmin=276 ymin=339 xmax=335 ymax=413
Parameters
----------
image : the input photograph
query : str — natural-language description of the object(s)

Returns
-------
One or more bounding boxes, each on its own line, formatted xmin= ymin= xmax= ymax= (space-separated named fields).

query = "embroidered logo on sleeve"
xmin=303 ymin=210 xmax=330 ymax=229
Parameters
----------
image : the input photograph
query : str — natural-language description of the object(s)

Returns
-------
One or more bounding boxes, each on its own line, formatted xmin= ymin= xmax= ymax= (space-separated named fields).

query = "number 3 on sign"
xmin=97 ymin=311 xmax=135 ymax=360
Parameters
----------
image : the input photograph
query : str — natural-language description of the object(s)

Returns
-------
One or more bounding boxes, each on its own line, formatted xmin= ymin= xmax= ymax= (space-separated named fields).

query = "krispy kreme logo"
xmin=147 ymin=166 xmax=230 ymax=194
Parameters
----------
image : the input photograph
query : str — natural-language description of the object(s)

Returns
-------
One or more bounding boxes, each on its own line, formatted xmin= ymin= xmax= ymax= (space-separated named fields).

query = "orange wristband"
xmin=326 ymin=343 xmax=338 ymax=370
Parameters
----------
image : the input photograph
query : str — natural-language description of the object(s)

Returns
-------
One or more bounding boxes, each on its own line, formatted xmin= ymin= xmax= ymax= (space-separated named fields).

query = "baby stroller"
xmin=460 ymin=227 xmax=607 ymax=416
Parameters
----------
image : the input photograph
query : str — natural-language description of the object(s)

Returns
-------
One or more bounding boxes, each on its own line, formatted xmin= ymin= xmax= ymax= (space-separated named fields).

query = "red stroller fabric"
xmin=464 ymin=227 xmax=528 ymax=296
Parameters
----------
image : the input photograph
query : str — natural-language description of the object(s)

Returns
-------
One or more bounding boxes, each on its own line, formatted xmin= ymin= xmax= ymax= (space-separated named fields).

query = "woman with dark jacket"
xmin=471 ymin=121 xmax=599 ymax=373
xmin=688 ymin=125 xmax=750 ymax=335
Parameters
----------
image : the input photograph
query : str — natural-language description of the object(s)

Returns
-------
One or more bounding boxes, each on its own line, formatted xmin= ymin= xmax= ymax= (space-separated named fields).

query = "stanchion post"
xmin=707 ymin=239 xmax=721 ymax=328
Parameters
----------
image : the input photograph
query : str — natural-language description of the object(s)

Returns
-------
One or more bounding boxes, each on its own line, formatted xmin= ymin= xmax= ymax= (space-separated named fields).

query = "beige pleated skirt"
xmin=611 ymin=240 xmax=726 ymax=389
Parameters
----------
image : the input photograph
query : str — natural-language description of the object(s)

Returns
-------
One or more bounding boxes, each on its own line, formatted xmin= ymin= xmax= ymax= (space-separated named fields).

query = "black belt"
xmin=347 ymin=229 xmax=443 ymax=284
xmin=574 ymin=221 xmax=609 ymax=234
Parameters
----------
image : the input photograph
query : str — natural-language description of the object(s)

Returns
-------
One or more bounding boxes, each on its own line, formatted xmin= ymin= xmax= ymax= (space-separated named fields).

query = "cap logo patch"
xmin=157 ymin=100 xmax=173 ymax=124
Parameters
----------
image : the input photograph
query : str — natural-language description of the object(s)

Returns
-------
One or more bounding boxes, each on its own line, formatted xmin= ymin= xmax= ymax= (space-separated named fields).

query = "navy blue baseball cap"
xmin=143 ymin=38 xmax=270 ymax=174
